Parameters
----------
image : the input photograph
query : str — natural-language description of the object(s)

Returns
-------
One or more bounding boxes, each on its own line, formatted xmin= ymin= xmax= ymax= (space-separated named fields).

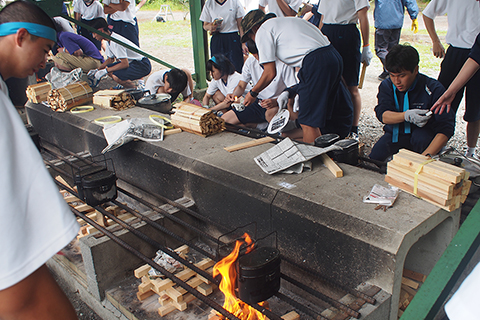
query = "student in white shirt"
xmin=103 ymin=0 xmax=139 ymax=46
xmin=423 ymin=0 xmax=480 ymax=158
xmin=145 ymin=68 xmax=194 ymax=102
xmin=89 ymin=18 xmax=151 ymax=89
xmin=319 ymin=0 xmax=372 ymax=136
xmin=200 ymin=0 xmax=246 ymax=72
xmin=202 ymin=54 xmax=248 ymax=112
xmin=0 ymin=2 xmax=79 ymax=319
xmin=223 ymin=39 xmax=297 ymax=126
xmin=74 ymin=0 xmax=105 ymax=50
xmin=241 ymin=10 xmax=354 ymax=143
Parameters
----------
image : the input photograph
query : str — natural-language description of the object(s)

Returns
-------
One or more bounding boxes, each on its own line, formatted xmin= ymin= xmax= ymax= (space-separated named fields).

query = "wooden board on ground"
xmin=224 ymin=136 xmax=275 ymax=152
xmin=321 ymin=154 xmax=343 ymax=178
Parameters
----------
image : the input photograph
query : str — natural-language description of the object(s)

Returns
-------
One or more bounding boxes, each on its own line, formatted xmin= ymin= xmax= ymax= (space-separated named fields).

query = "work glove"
xmin=293 ymin=95 xmax=300 ymax=113
xmin=404 ymin=109 xmax=432 ymax=127
xmin=87 ymin=69 xmax=98 ymax=77
xmin=361 ymin=44 xmax=373 ymax=66
xmin=95 ymin=68 xmax=108 ymax=80
xmin=411 ymin=18 xmax=419 ymax=34
xmin=277 ymin=91 xmax=289 ymax=111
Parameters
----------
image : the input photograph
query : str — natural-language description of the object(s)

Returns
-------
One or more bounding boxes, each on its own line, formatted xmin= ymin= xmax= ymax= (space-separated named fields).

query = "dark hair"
xmin=206 ymin=54 xmax=235 ymax=77
xmin=0 ymin=0 xmax=55 ymax=29
xmin=88 ymin=17 xmax=109 ymax=32
xmin=166 ymin=68 xmax=188 ymax=93
xmin=245 ymin=39 xmax=258 ymax=55
xmin=385 ymin=44 xmax=419 ymax=74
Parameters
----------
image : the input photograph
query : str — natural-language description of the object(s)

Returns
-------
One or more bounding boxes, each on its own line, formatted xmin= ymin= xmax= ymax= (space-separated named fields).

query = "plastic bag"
xmin=46 ymin=67 xmax=83 ymax=89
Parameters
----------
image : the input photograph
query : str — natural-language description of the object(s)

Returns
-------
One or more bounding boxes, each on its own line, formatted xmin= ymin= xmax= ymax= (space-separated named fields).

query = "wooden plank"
xmin=137 ymin=290 xmax=155 ymax=301
xmin=282 ymin=311 xmax=300 ymax=320
xmin=403 ymin=268 xmax=427 ymax=283
xmin=138 ymin=281 xmax=153 ymax=294
xmin=164 ymin=128 xmax=182 ymax=136
xmin=197 ymin=283 xmax=213 ymax=296
xmin=402 ymin=277 xmax=419 ymax=290
xmin=401 ymin=284 xmax=418 ymax=297
xmin=151 ymin=278 xmax=174 ymax=294
xmin=224 ymin=136 xmax=275 ymax=152
xmin=196 ymin=258 xmax=215 ymax=270
xmin=320 ymin=154 xmax=343 ymax=178
xmin=165 ymin=287 xmax=184 ymax=302
xmin=158 ymin=304 xmax=176 ymax=316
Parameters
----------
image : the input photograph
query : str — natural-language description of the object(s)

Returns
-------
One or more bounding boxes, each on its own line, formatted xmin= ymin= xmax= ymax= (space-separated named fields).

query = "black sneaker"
xmin=378 ymin=71 xmax=389 ymax=81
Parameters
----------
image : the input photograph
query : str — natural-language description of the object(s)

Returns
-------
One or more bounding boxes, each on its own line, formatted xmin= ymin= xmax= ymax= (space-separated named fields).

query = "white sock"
xmin=466 ymin=147 xmax=476 ymax=157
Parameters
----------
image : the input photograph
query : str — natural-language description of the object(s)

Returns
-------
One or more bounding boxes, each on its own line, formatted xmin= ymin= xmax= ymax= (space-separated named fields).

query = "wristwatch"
xmin=250 ymin=89 xmax=259 ymax=98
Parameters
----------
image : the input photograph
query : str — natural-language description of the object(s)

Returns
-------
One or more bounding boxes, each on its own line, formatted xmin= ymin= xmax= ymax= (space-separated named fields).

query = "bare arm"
xmin=431 ymin=58 xmax=480 ymax=114
xmin=74 ymin=11 xmax=81 ymax=21
xmin=422 ymin=133 xmax=448 ymax=156
xmin=104 ymin=58 xmax=129 ymax=73
xmin=381 ymin=110 xmax=406 ymax=124
xmin=182 ymin=68 xmax=195 ymax=101
xmin=203 ymin=21 xmax=218 ymax=33
xmin=423 ymin=15 xmax=445 ymax=58
xmin=226 ymin=81 xmax=248 ymax=101
xmin=357 ymin=7 xmax=370 ymax=46
xmin=0 ymin=264 xmax=77 ymax=320
xmin=276 ymin=0 xmax=297 ymax=17
xmin=98 ymin=57 xmax=115 ymax=70
xmin=107 ymin=0 xmax=129 ymax=12
xmin=103 ymin=4 xmax=116 ymax=14
xmin=243 ymin=61 xmax=277 ymax=106
xmin=202 ymin=92 xmax=212 ymax=106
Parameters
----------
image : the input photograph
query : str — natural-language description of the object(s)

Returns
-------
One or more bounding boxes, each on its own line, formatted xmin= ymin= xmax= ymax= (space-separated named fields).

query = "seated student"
xmin=369 ymin=44 xmax=455 ymax=162
xmin=145 ymin=68 xmax=194 ymax=102
xmin=88 ymin=18 xmax=151 ymax=89
xmin=223 ymin=39 xmax=297 ymax=126
xmin=202 ymin=54 xmax=249 ymax=112
xmin=51 ymin=23 xmax=104 ymax=73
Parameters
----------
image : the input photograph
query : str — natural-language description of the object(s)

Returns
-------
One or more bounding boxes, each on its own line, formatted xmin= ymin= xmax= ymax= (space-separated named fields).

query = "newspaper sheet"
xmin=254 ymin=137 xmax=341 ymax=174
xmin=102 ymin=118 xmax=164 ymax=153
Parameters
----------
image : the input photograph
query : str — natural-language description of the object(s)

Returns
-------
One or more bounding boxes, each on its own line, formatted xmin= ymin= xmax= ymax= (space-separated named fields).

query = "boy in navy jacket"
xmin=369 ymin=44 xmax=455 ymax=162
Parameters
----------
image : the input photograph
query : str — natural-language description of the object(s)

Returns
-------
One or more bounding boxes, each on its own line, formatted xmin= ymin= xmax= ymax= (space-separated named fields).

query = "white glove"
xmin=277 ymin=91 xmax=289 ymax=110
xmin=293 ymin=95 xmax=300 ymax=113
xmin=361 ymin=45 xmax=373 ymax=66
xmin=87 ymin=69 xmax=98 ymax=77
xmin=95 ymin=68 xmax=108 ymax=80
xmin=404 ymin=109 xmax=432 ymax=127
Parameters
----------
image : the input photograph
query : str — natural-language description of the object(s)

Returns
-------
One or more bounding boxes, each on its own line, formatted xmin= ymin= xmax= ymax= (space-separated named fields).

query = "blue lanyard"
xmin=392 ymin=79 xmax=416 ymax=143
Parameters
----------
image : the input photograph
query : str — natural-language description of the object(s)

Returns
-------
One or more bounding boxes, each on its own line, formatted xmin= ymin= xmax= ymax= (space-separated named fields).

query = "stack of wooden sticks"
xmin=47 ymin=81 xmax=93 ymax=112
xmin=385 ymin=149 xmax=471 ymax=211
xmin=171 ymin=102 xmax=225 ymax=136
xmin=93 ymin=89 xmax=136 ymax=110
xmin=26 ymin=82 xmax=52 ymax=103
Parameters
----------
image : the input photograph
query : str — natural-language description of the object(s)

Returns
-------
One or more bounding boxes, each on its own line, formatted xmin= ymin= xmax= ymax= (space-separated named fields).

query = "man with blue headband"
xmin=0 ymin=1 xmax=79 ymax=319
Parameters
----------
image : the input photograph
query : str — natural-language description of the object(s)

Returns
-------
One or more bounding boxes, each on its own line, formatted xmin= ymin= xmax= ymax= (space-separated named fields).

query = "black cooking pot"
xmin=237 ymin=247 xmax=281 ymax=304
xmin=137 ymin=93 xmax=172 ymax=113
xmin=124 ymin=88 xmax=149 ymax=101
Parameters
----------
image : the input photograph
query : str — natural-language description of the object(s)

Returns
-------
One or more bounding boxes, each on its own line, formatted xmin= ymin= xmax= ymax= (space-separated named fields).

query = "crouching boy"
xmin=88 ymin=17 xmax=151 ymax=88
xmin=369 ymin=44 xmax=455 ymax=162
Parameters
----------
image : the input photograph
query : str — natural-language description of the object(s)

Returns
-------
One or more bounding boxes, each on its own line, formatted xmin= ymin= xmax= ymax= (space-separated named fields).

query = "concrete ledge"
xmin=28 ymin=103 xmax=459 ymax=320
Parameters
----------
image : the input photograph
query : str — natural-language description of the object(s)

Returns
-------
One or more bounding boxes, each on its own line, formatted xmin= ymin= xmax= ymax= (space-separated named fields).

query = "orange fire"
xmin=213 ymin=233 xmax=267 ymax=320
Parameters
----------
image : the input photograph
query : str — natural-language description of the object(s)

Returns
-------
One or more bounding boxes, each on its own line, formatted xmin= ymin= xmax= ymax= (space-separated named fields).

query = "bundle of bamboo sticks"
xmin=47 ymin=81 xmax=93 ymax=112
xmin=93 ymin=90 xmax=135 ymax=110
xmin=385 ymin=149 xmax=471 ymax=211
xmin=26 ymin=82 xmax=52 ymax=103
xmin=171 ymin=102 xmax=225 ymax=136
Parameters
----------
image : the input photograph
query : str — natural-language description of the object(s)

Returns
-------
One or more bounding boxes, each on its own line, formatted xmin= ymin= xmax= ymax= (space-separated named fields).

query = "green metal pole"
xmin=400 ymin=201 xmax=480 ymax=319
xmin=189 ymin=0 xmax=208 ymax=89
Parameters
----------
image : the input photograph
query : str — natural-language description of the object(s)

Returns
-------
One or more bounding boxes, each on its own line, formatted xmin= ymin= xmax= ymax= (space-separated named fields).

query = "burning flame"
xmin=213 ymin=233 xmax=267 ymax=320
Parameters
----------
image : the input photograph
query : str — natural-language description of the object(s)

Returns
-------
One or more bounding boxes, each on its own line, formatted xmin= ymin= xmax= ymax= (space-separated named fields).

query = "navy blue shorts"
xmin=107 ymin=16 xmax=140 ymax=46
xmin=296 ymin=45 xmax=353 ymax=138
xmin=322 ymin=24 xmax=361 ymax=87
xmin=233 ymin=99 xmax=266 ymax=124
xmin=111 ymin=57 xmax=151 ymax=81
xmin=210 ymin=32 xmax=244 ymax=73
xmin=369 ymin=128 xmax=436 ymax=162
xmin=438 ymin=45 xmax=480 ymax=122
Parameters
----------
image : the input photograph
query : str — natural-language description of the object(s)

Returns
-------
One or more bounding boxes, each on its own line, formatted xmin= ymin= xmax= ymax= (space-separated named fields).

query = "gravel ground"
xmin=136 ymin=10 xmax=469 ymax=157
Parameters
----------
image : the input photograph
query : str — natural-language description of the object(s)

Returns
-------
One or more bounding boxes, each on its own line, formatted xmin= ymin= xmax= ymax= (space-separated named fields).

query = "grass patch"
xmin=139 ymin=0 xmax=187 ymax=12
xmin=139 ymin=20 xmax=193 ymax=48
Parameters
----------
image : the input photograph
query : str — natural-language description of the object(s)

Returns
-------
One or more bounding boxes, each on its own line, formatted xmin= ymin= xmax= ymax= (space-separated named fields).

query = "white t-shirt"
xmin=199 ymin=0 xmax=245 ymax=33
xmin=145 ymin=69 xmax=192 ymax=98
xmin=103 ymin=0 xmax=136 ymax=25
xmin=242 ymin=55 xmax=297 ymax=99
xmin=0 ymin=77 xmax=79 ymax=290
xmin=105 ymin=32 xmax=144 ymax=61
xmin=256 ymin=17 xmax=330 ymax=68
xmin=53 ymin=17 xmax=75 ymax=33
xmin=206 ymin=72 xmax=245 ymax=96
xmin=445 ymin=262 xmax=480 ymax=320
xmin=319 ymin=0 xmax=369 ymax=24
xmin=258 ymin=0 xmax=302 ymax=17
xmin=422 ymin=0 xmax=480 ymax=49
xmin=74 ymin=0 xmax=105 ymax=20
